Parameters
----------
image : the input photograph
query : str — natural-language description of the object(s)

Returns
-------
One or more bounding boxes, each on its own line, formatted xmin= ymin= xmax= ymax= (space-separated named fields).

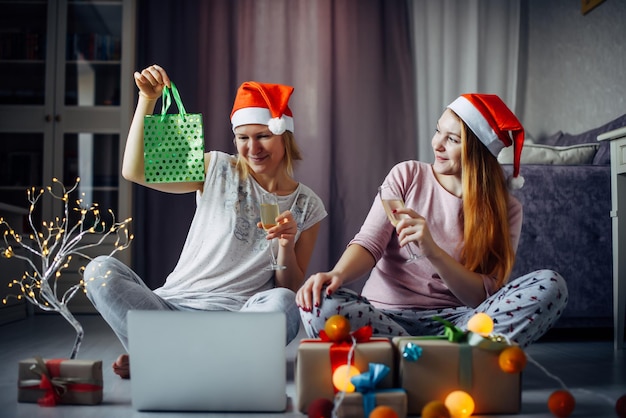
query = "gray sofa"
xmin=503 ymin=114 xmax=626 ymax=329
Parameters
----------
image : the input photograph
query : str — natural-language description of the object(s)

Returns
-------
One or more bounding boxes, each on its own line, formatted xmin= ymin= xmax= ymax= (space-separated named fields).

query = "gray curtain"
xmin=410 ymin=0 xmax=521 ymax=162
xmin=132 ymin=0 xmax=417 ymax=288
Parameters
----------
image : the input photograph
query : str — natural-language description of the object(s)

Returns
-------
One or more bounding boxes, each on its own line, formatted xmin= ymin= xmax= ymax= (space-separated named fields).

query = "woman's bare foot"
xmin=112 ymin=354 xmax=130 ymax=379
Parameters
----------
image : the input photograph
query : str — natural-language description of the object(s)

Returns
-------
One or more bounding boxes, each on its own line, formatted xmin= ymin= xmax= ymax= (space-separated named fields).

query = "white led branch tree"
xmin=1 ymin=178 xmax=132 ymax=359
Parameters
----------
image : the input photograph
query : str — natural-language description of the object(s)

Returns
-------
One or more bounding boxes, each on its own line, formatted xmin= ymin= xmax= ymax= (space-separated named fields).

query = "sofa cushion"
xmin=535 ymin=114 xmax=626 ymax=165
xmin=498 ymin=143 xmax=598 ymax=165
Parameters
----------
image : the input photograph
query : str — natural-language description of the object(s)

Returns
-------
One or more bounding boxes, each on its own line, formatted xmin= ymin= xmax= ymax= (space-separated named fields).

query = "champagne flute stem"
xmin=404 ymin=242 xmax=421 ymax=262
xmin=269 ymin=238 xmax=278 ymax=267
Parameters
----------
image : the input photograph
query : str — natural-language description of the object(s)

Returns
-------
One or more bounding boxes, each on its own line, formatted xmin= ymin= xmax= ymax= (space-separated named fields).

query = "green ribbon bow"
xmin=432 ymin=316 xmax=467 ymax=342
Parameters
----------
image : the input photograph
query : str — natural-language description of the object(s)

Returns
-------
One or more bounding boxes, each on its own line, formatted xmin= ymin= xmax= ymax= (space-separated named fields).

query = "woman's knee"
xmin=245 ymin=287 xmax=296 ymax=310
xmin=84 ymin=256 xmax=123 ymax=281
xmin=83 ymin=256 xmax=133 ymax=300
xmin=526 ymin=269 xmax=569 ymax=308
xmin=299 ymin=289 xmax=361 ymax=335
xmin=271 ymin=287 xmax=297 ymax=303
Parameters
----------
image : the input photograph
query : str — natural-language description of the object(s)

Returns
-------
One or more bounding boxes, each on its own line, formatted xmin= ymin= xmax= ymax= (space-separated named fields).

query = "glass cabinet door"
xmin=0 ymin=0 xmax=50 ymax=106
xmin=0 ymin=0 xmax=127 ymax=219
xmin=63 ymin=1 xmax=123 ymax=107
xmin=54 ymin=0 xmax=125 ymax=225
xmin=0 ymin=0 xmax=134 ymax=317
xmin=63 ymin=132 xmax=119 ymax=229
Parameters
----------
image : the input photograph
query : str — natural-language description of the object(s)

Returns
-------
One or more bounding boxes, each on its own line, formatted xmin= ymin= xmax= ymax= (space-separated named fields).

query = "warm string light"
xmin=466 ymin=312 xmax=493 ymax=336
xmin=330 ymin=334 xmax=358 ymax=418
xmin=331 ymin=364 xmax=360 ymax=393
xmin=465 ymin=312 xmax=624 ymax=416
xmin=444 ymin=390 xmax=475 ymax=418
xmin=0 ymin=178 xmax=133 ymax=359
xmin=524 ymin=351 xmax=625 ymax=417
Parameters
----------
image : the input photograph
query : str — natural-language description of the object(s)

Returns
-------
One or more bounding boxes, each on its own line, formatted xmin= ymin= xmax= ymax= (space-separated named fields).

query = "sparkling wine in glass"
xmin=260 ymin=193 xmax=287 ymax=270
xmin=378 ymin=183 xmax=421 ymax=262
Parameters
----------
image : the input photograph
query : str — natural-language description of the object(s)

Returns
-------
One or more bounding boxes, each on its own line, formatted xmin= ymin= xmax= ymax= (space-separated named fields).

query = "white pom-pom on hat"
xmin=268 ymin=117 xmax=287 ymax=135
xmin=230 ymin=81 xmax=295 ymax=134
xmin=507 ymin=174 xmax=525 ymax=190
xmin=447 ymin=94 xmax=526 ymax=189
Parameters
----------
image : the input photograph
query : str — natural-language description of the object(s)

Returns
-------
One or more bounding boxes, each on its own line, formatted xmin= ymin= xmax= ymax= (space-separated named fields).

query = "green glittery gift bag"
xmin=143 ymin=82 xmax=205 ymax=183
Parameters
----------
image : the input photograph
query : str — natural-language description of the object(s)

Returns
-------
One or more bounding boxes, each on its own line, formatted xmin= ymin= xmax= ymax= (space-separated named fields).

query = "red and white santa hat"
xmin=230 ymin=81 xmax=295 ymax=135
xmin=447 ymin=93 xmax=525 ymax=189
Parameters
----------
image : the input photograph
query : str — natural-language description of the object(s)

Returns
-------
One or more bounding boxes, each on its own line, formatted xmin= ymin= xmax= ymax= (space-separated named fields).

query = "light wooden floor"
xmin=0 ymin=314 xmax=624 ymax=418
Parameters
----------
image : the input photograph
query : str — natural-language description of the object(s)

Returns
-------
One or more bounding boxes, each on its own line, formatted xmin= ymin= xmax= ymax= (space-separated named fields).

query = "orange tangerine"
xmin=369 ymin=405 xmax=398 ymax=418
xmin=421 ymin=400 xmax=451 ymax=418
xmin=324 ymin=315 xmax=351 ymax=342
xmin=548 ymin=390 xmax=575 ymax=417
xmin=499 ymin=345 xmax=527 ymax=373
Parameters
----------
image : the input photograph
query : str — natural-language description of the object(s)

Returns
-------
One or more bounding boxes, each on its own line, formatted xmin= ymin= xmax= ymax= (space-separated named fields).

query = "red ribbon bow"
xmin=27 ymin=357 xmax=102 ymax=407
xmin=37 ymin=374 xmax=60 ymax=407
xmin=318 ymin=325 xmax=374 ymax=393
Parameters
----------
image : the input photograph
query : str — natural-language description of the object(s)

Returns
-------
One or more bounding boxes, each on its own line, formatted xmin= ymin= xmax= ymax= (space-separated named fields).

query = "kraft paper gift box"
xmin=393 ymin=335 xmax=521 ymax=415
xmin=295 ymin=330 xmax=395 ymax=413
xmin=333 ymin=363 xmax=407 ymax=418
xmin=18 ymin=357 xmax=103 ymax=406
xmin=334 ymin=390 xmax=407 ymax=418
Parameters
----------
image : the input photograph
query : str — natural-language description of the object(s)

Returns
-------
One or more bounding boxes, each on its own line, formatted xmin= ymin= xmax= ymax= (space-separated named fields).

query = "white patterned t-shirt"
xmin=154 ymin=151 xmax=327 ymax=310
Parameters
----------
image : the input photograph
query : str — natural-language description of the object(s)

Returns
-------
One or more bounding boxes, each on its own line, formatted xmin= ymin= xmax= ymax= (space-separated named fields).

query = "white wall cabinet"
xmin=0 ymin=0 xmax=136 ymax=318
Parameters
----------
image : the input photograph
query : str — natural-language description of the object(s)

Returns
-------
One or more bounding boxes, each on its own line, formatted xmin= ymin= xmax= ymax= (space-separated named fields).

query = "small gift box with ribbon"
xmin=18 ymin=357 xmax=103 ymax=406
xmin=392 ymin=319 xmax=521 ymax=415
xmin=295 ymin=325 xmax=395 ymax=413
xmin=334 ymin=363 xmax=407 ymax=418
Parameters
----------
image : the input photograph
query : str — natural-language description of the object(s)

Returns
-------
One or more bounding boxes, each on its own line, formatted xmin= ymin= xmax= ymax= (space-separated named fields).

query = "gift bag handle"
xmin=159 ymin=82 xmax=187 ymax=122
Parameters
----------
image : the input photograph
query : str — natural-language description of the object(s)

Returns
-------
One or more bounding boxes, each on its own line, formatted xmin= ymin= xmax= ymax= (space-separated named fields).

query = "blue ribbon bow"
xmin=350 ymin=363 xmax=390 ymax=417
xmin=402 ymin=342 xmax=423 ymax=362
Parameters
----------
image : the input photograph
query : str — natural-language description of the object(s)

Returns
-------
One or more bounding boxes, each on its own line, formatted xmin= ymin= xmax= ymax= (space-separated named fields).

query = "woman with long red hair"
xmin=296 ymin=94 xmax=567 ymax=347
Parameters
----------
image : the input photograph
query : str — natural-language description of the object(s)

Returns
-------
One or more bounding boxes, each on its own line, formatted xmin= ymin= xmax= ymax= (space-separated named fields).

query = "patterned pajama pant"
xmin=299 ymin=269 xmax=568 ymax=348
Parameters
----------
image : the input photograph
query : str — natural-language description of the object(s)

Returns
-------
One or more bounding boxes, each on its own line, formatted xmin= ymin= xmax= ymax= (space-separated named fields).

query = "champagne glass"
xmin=260 ymin=193 xmax=287 ymax=271
xmin=378 ymin=183 xmax=422 ymax=262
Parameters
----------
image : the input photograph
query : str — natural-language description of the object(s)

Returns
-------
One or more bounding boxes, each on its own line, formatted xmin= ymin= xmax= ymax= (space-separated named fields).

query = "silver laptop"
xmin=127 ymin=310 xmax=287 ymax=412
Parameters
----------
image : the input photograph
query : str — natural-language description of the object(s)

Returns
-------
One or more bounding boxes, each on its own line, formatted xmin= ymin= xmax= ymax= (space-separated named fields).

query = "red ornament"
xmin=307 ymin=398 xmax=334 ymax=418
xmin=548 ymin=390 xmax=575 ymax=417
xmin=616 ymin=394 xmax=626 ymax=418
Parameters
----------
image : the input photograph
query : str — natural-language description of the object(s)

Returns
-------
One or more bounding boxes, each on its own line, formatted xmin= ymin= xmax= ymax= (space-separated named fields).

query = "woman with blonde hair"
xmin=85 ymin=65 xmax=327 ymax=378
xmin=296 ymin=94 xmax=567 ymax=347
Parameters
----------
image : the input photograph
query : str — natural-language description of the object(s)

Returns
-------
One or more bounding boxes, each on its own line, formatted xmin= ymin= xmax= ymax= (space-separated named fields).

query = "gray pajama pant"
xmin=300 ymin=269 xmax=568 ymax=348
xmin=84 ymin=256 xmax=301 ymax=351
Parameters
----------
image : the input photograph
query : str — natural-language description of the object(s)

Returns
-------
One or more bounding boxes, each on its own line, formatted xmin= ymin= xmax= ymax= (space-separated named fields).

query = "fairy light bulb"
xmin=444 ymin=390 xmax=475 ymax=418
xmin=467 ymin=312 xmax=494 ymax=336
xmin=3 ymin=247 xmax=13 ymax=258
xmin=332 ymin=364 xmax=360 ymax=392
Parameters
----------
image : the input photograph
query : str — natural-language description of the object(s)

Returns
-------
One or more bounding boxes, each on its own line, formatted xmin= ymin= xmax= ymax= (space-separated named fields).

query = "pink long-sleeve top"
xmin=354 ymin=161 xmax=523 ymax=310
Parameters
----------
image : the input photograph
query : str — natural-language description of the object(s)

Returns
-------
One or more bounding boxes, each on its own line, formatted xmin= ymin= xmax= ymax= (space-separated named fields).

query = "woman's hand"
xmin=296 ymin=244 xmax=375 ymax=311
xmin=395 ymin=207 xmax=489 ymax=307
xmin=134 ymin=64 xmax=171 ymax=100
xmin=393 ymin=207 xmax=439 ymax=258
xmin=257 ymin=210 xmax=297 ymax=249
xmin=296 ymin=271 xmax=344 ymax=312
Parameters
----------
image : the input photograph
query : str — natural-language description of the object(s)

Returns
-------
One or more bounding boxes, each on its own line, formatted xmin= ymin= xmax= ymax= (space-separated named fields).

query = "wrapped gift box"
xmin=18 ymin=357 xmax=103 ymax=405
xmin=393 ymin=337 xmax=521 ymax=415
xmin=295 ymin=337 xmax=395 ymax=413
xmin=334 ymin=390 xmax=407 ymax=418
